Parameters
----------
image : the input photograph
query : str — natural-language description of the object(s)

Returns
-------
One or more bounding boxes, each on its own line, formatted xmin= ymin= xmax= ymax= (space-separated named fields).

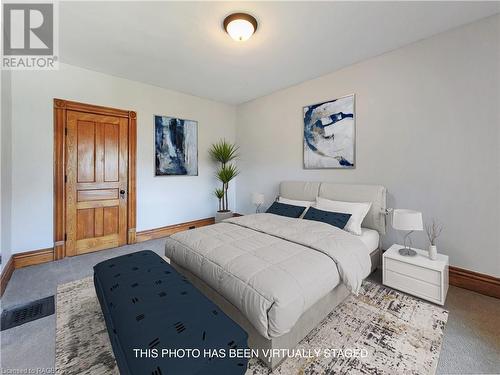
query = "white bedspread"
xmin=164 ymin=213 xmax=371 ymax=338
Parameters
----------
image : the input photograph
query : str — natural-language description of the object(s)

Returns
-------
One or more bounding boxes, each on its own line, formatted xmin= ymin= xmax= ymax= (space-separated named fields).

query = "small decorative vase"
xmin=215 ymin=211 xmax=233 ymax=223
xmin=428 ymin=245 xmax=438 ymax=260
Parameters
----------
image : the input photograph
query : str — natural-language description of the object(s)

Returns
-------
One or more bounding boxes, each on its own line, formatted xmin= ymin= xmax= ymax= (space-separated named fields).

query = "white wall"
xmin=235 ymin=15 xmax=500 ymax=277
xmin=6 ymin=15 xmax=499 ymax=278
xmin=9 ymin=63 xmax=236 ymax=253
xmin=1 ymin=70 xmax=13 ymax=270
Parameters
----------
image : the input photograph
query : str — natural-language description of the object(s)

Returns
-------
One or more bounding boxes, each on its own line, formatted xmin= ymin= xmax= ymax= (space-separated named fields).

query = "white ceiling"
xmin=60 ymin=1 xmax=500 ymax=105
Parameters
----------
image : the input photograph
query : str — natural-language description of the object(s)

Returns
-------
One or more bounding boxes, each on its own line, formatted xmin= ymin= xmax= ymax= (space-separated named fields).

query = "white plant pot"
xmin=428 ymin=245 xmax=438 ymax=260
xmin=215 ymin=211 xmax=233 ymax=223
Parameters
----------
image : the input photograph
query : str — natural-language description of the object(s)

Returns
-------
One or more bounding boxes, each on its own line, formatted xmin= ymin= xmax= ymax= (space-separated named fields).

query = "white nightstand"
xmin=383 ymin=244 xmax=449 ymax=305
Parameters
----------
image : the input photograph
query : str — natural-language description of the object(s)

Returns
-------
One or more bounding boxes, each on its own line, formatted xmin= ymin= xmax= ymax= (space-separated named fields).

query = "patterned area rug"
xmin=55 ymin=277 xmax=448 ymax=375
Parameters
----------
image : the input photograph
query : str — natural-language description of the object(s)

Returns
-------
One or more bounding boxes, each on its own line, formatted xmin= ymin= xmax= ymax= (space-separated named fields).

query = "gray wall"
xmin=1 ymin=70 xmax=13 ymax=270
xmin=235 ymin=15 xmax=500 ymax=277
xmin=9 ymin=63 xmax=236 ymax=253
xmin=3 ymin=14 xmax=499 ymax=278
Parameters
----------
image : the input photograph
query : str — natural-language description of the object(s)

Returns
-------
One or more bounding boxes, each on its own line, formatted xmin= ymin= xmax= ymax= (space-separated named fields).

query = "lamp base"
xmin=398 ymin=247 xmax=417 ymax=257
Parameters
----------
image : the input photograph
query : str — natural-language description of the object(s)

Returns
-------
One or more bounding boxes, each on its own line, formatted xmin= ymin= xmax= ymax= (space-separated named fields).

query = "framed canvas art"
xmin=154 ymin=115 xmax=198 ymax=176
xmin=303 ymin=94 xmax=355 ymax=169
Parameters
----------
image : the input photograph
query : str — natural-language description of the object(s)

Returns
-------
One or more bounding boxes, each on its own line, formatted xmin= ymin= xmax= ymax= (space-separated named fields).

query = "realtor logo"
xmin=2 ymin=1 xmax=58 ymax=69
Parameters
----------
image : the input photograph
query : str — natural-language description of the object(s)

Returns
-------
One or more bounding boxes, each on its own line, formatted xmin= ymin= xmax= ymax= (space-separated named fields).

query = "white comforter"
xmin=164 ymin=213 xmax=371 ymax=339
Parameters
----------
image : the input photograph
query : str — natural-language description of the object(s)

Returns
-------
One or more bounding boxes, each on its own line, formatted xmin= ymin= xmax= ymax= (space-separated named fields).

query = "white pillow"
xmin=315 ymin=197 xmax=372 ymax=235
xmin=278 ymin=197 xmax=314 ymax=218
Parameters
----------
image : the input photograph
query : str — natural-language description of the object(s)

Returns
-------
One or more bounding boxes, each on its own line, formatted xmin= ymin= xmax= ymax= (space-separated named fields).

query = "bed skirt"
xmin=169 ymin=248 xmax=380 ymax=370
xmin=169 ymin=261 xmax=348 ymax=370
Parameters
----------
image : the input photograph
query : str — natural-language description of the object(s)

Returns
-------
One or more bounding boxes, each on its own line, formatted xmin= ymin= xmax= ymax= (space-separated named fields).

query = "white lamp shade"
xmin=226 ymin=19 xmax=255 ymax=41
xmin=252 ymin=193 xmax=265 ymax=205
xmin=392 ymin=209 xmax=423 ymax=231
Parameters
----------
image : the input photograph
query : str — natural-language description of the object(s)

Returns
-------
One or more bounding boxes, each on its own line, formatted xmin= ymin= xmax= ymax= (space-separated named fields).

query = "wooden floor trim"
xmin=136 ymin=217 xmax=215 ymax=243
xmin=449 ymin=266 xmax=500 ymax=299
xmin=1 ymin=257 xmax=15 ymax=296
xmin=13 ymin=248 xmax=55 ymax=269
xmin=3 ymin=238 xmax=499 ymax=300
xmin=1 ymin=217 xmax=217 ymax=293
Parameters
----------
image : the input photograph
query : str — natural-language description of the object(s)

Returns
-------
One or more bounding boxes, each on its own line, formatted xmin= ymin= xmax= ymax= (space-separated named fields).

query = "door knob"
xmin=120 ymin=190 xmax=126 ymax=198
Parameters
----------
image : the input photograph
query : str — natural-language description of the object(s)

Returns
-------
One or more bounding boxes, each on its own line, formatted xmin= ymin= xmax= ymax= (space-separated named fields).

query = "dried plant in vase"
xmin=425 ymin=219 xmax=443 ymax=260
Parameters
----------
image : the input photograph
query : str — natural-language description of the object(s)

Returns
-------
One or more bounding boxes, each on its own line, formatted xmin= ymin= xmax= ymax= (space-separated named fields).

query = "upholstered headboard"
xmin=279 ymin=181 xmax=387 ymax=235
xmin=279 ymin=181 xmax=321 ymax=201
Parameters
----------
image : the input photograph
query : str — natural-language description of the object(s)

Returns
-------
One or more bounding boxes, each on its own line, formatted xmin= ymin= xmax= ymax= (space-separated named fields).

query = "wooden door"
xmin=65 ymin=110 xmax=129 ymax=255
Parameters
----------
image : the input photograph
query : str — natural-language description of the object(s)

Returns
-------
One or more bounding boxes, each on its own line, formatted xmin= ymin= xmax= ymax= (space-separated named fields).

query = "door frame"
xmin=53 ymin=99 xmax=137 ymax=259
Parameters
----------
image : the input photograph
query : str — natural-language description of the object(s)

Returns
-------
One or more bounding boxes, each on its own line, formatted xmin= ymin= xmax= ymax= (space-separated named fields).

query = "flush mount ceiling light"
xmin=223 ymin=13 xmax=258 ymax=42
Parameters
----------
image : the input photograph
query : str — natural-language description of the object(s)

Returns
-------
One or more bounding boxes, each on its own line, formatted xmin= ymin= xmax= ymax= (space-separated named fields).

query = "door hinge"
xmin=64 ymin=175 xmax=67 ymax=183
xmin=64 ymin=233 xmax=67 ymax=241
xmin=65 ymin=127 xmax=67 ymax=136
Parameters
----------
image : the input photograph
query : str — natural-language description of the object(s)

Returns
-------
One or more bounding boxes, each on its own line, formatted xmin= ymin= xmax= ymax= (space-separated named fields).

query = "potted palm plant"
xmin=210 ymin=140 xmax=239 ymax=223
xmin=214 ymin=188 xmax=225 ymax=213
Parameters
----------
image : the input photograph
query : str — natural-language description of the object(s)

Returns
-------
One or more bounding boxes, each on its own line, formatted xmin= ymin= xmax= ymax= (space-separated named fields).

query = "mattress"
xmin=165 ymin=213 xmax=371 ymax=339
xmin=359 ymin=228 xmax=380 ymax=253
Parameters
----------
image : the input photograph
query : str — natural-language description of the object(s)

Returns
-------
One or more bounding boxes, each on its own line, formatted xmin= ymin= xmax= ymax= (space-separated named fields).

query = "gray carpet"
xmin=1 ymin=239 xmax=499 ymax=374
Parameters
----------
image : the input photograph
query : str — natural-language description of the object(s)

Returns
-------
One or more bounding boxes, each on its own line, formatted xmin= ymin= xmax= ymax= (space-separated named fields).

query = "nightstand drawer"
xmin=384 ymin=269 xmax=441 ymax=302
xmin=385 ymin=258 xmax=441 ymax=285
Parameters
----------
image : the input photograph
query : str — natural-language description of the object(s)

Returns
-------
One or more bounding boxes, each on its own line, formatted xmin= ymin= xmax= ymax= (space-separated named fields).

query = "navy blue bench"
xmin=94 ymin=250 xmax=249 ymax=375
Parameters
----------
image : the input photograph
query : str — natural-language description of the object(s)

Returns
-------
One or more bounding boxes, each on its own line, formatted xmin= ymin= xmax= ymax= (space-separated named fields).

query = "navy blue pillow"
xmin=303 ymin=207 xmax=351 ymax=229
xmin=266 ymin=201 xmax=306 ymax=218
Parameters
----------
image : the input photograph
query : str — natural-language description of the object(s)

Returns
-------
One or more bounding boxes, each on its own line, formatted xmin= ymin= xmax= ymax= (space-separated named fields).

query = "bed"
xmin=164 ymin=181 xmax=387 ymax=369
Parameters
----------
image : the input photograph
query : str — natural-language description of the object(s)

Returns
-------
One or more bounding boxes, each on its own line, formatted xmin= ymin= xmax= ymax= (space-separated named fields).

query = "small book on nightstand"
xmin=383 ymin=244 xmax=449 ymax=305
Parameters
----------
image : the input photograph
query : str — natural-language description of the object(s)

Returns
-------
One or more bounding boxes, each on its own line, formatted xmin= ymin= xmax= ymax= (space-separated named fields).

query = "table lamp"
xmin=252 ymin=193 xmax=265 ymax=213
xmin=392 ymin=209 xmax=423 ymax=256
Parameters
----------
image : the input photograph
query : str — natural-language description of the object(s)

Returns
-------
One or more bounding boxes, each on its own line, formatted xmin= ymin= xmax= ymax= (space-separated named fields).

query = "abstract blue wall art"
xmin=155 ymin=115 xmax=198 ymax=176
xmin=303 ymin=94 xmax=355 ymax=169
